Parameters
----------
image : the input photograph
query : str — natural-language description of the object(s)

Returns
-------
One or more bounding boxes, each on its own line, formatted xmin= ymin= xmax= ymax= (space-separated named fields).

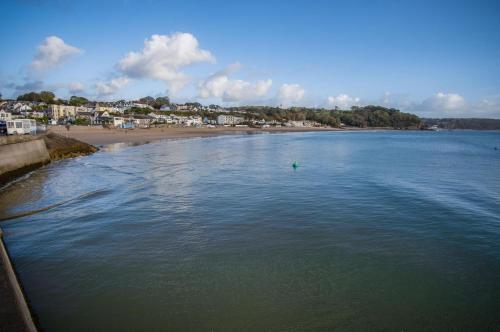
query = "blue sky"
xmin=1 ymin=0 xmax=500 ymax=117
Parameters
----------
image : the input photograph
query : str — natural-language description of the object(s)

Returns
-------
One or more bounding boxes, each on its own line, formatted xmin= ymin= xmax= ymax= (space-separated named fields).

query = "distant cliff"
xmin=423 ymin=118 xmax=500 ymax=130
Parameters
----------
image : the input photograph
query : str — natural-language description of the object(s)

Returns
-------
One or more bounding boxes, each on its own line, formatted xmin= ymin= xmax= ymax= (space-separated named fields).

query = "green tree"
xmin=139 ymin=96 xmax=156 ymax=106
xmin=154 ymin=96 xmax=170 ymax=109
xmin=39 ymin=91 xmax=55 ymax=103
xmin=69 ymin=96 xmax=89 ymax=106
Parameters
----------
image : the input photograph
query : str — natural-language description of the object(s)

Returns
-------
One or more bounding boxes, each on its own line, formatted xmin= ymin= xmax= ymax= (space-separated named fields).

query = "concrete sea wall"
xmin=0 ymin=228 xmax=38 ymax=331
xmin=0 ymin=133 xmax=98 ymax=186
xmin=0 ymin=138 xmax=50 ymax=186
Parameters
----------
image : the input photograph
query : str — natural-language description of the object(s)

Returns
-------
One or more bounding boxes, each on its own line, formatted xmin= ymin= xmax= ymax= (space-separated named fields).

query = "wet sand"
xmin=48 ymin=125 xmax=342 ymax=146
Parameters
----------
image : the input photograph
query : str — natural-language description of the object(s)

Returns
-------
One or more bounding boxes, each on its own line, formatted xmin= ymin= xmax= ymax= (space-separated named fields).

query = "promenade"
xmin=0 ymin=228 xmax=37 ymax=331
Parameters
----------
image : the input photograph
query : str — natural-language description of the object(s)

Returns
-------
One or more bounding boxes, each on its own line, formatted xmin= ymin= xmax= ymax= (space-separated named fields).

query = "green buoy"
xmin=292 ymin=161 xmax=299 ymax=169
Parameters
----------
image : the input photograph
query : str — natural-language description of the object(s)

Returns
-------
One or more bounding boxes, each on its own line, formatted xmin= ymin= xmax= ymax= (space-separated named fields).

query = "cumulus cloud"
xmin=375 ymin=91 xmax=500 ymax=118
xmin=118 ymin=33 xmax=215 ymax=94
xmin=30 ymin=36 xmax=82 ymax=71
xmin=95 ymin=76 xmax=131 ymax=96
xmin=68 ymin=82 xmax=85 ymax=94
xmin=377 ymin=92 xmax=417 ymax=111
xmin=326 ymin=94 xmax=360 ymax=109
xmin=421 ymin=92 xmax=467 ymax=112
xmin=198 ymin=62 xmax=272 ymax=102
xmin=468 ymin=99 xmax=500 ymax=118
xmin=277 ymin=84 xmax=305 ymax=107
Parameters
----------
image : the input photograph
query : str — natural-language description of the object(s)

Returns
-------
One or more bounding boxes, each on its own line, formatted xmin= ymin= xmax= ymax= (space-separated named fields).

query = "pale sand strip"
xmin=48 ymin=125 xmax=343 ymax=146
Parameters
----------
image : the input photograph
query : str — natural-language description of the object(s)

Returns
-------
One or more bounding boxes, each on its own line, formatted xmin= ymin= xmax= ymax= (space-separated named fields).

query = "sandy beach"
xmin=48 ymin=125 xmax=342 ymax=146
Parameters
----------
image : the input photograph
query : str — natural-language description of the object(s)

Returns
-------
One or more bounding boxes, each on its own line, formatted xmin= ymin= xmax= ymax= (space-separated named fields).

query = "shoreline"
xmin=47 ymin=125 xmax=392 ymax=146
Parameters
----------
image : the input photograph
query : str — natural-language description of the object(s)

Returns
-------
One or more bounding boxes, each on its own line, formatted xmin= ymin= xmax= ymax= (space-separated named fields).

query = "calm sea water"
xmin=1 ymin=131 xmax=500 ymax=331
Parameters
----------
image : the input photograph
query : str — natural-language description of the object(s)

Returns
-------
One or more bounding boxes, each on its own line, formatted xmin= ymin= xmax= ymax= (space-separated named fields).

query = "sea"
xmin=1 ymin=130 xmax=500 ymax=331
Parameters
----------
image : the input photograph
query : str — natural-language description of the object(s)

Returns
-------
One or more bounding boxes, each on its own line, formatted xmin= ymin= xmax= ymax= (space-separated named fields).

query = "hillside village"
xmin=0 ymin=94 xmax=324 ymax=132
xmin=0 ymin=91 xmax=425 ymax=136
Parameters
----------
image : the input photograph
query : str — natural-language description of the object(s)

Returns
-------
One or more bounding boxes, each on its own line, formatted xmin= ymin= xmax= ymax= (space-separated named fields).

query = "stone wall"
xmin=0 ymin=138 xmax=51 ymax=186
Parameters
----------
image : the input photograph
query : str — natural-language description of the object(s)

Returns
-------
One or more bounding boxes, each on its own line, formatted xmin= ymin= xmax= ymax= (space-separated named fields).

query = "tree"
xmin=153 ymin=96 xmax=170 ymax=109
xmin=17 ymin=90 xmax=56 ymax=103
xmin=139 ymin=96 xmax=156 ymax=106
xmin=69 ymin=96 xmax=89 ymax=106
xmin=39 ymin=91 xmax=55 ymax=103
xmin=17 ymin=92 xmax=40 ymax=102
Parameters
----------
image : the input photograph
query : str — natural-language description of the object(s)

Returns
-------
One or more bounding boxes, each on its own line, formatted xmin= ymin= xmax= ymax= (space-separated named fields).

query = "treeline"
xmin=16 ymin=91 xmax=57 ymax=103
xmin=16 ymin=91 xmax=90 ymax=106
xmin=423 ymin=118 xmax=500 ymax=130
xmin=229 ymin=105 xmax=422 ymax=129
xmin=16 ymin=91 xmax=172 ymax=109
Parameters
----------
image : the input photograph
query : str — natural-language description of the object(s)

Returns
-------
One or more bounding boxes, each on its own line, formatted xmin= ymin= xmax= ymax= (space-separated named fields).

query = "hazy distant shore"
xmin=48 ymin=125 xmax=352 ymax=146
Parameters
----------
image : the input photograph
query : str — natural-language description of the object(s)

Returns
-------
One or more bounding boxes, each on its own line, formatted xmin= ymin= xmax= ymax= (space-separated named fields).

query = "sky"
xmin=1 ymin=0 xmax=500 ymax=118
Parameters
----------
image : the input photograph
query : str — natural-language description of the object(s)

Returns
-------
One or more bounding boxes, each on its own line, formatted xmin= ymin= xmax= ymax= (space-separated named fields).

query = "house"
xmin=132 ymin=115 xmax=151 ymax=128
xmin=93 ymin=111 xmax=113 ymax=125
xmin=174 ymin=104 xmax=192 ymax=111
xmin=132 ymin=102 xmax=154 ymax=110
xmin=14 ymin=103 xmax=32 ymax=112
xmin=113 ymin=116 xmax=135 ymax=128
xmin=217 ymin=115 xmax=245 ymax=125
xmin=0 ymin=110 xmax=12 ymax=121
xmin=49 ymin=104 xmax=77 ymax=120
xmin=286 ymin=121 xmax=305 ymax=127
xmin=95 ymin=103 xmax=122 ymax=114
xmin=160 ymin=105 xmax=171 ymax=111
xmin=28 ymin=111 xmax=46 ymax=119
xmin=149 ymin=112 xmax=170 ymax=123
xmin=76 ymin=111 xmax=94 ymax=123
xmin=185 ymin=116 xmax=202 ymax=126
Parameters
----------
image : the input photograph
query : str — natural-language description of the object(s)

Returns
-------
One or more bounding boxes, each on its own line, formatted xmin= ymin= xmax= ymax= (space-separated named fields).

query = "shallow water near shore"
xmin=1 ymin=131 xmax=500 ymax=331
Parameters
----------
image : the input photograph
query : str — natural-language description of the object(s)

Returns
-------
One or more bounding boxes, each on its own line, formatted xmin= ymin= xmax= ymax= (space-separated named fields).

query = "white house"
xmin=184 ymin=116 xmax=202 ymax=126
xmin=28 ymin=111 xmax=46 ymax=119
xmin=14 ymin=103 xmax=32 ymax=112
xmin=113 ymin=116 xmax=134 ymax=128
xmin=132 ymin=103 xmax=154 ymax=110
xmin=132 ymin=115 xmax=151 ymax=128
xmin=217 ymin=115 xmax=245 ymax=125
xmin=0 ymin=110 xmax=12 ymax=121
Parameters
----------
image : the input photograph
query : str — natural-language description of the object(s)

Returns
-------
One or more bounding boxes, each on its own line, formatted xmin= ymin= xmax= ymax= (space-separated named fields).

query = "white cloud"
xmin=469 ymin=99 xmax=500 ymax=118
xmin=118 ymin=33 xmax=215 ymax=94
xmin=68 ymin=82 xmax=85 ymax=94
xmin=421 ymin=92 xmax=467 ymax=112
xmin=31 ymin=36 xmax=82 ymax=71
xmin=377 ymin=92 xmax=416 ymax=111
xmin=376 ymin=92 xmax=500 ymax=118
xmin=277 ymin=83 xmax=305 ymax=107
xmin=95 ymin=76 xmax=131 ymax=96
xmin=326 ymin=94 xmax=360 ymax=109
xmin=198 ymin=62 xmax=272 ymax=102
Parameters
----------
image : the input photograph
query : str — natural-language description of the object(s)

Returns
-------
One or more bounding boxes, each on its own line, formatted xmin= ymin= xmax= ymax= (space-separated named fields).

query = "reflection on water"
xmin=1 ymin=131 xmax=500 ymax=331
xmin=99 ymin=141 xmax=150 ymax=152
xmin=0 ymin=189 xmax=112 ymax=222
xmin=0 ymin=167 xmax=49 ymax=217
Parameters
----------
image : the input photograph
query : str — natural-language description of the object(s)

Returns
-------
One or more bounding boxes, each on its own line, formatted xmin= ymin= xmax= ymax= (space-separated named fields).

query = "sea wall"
xmin=0 ymin=133 xmax=97 ymax=186
xmin=0 ymin=138 xmax=50 ymax=186
xmin=0 ymin=228 xmax=38 ymax=331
